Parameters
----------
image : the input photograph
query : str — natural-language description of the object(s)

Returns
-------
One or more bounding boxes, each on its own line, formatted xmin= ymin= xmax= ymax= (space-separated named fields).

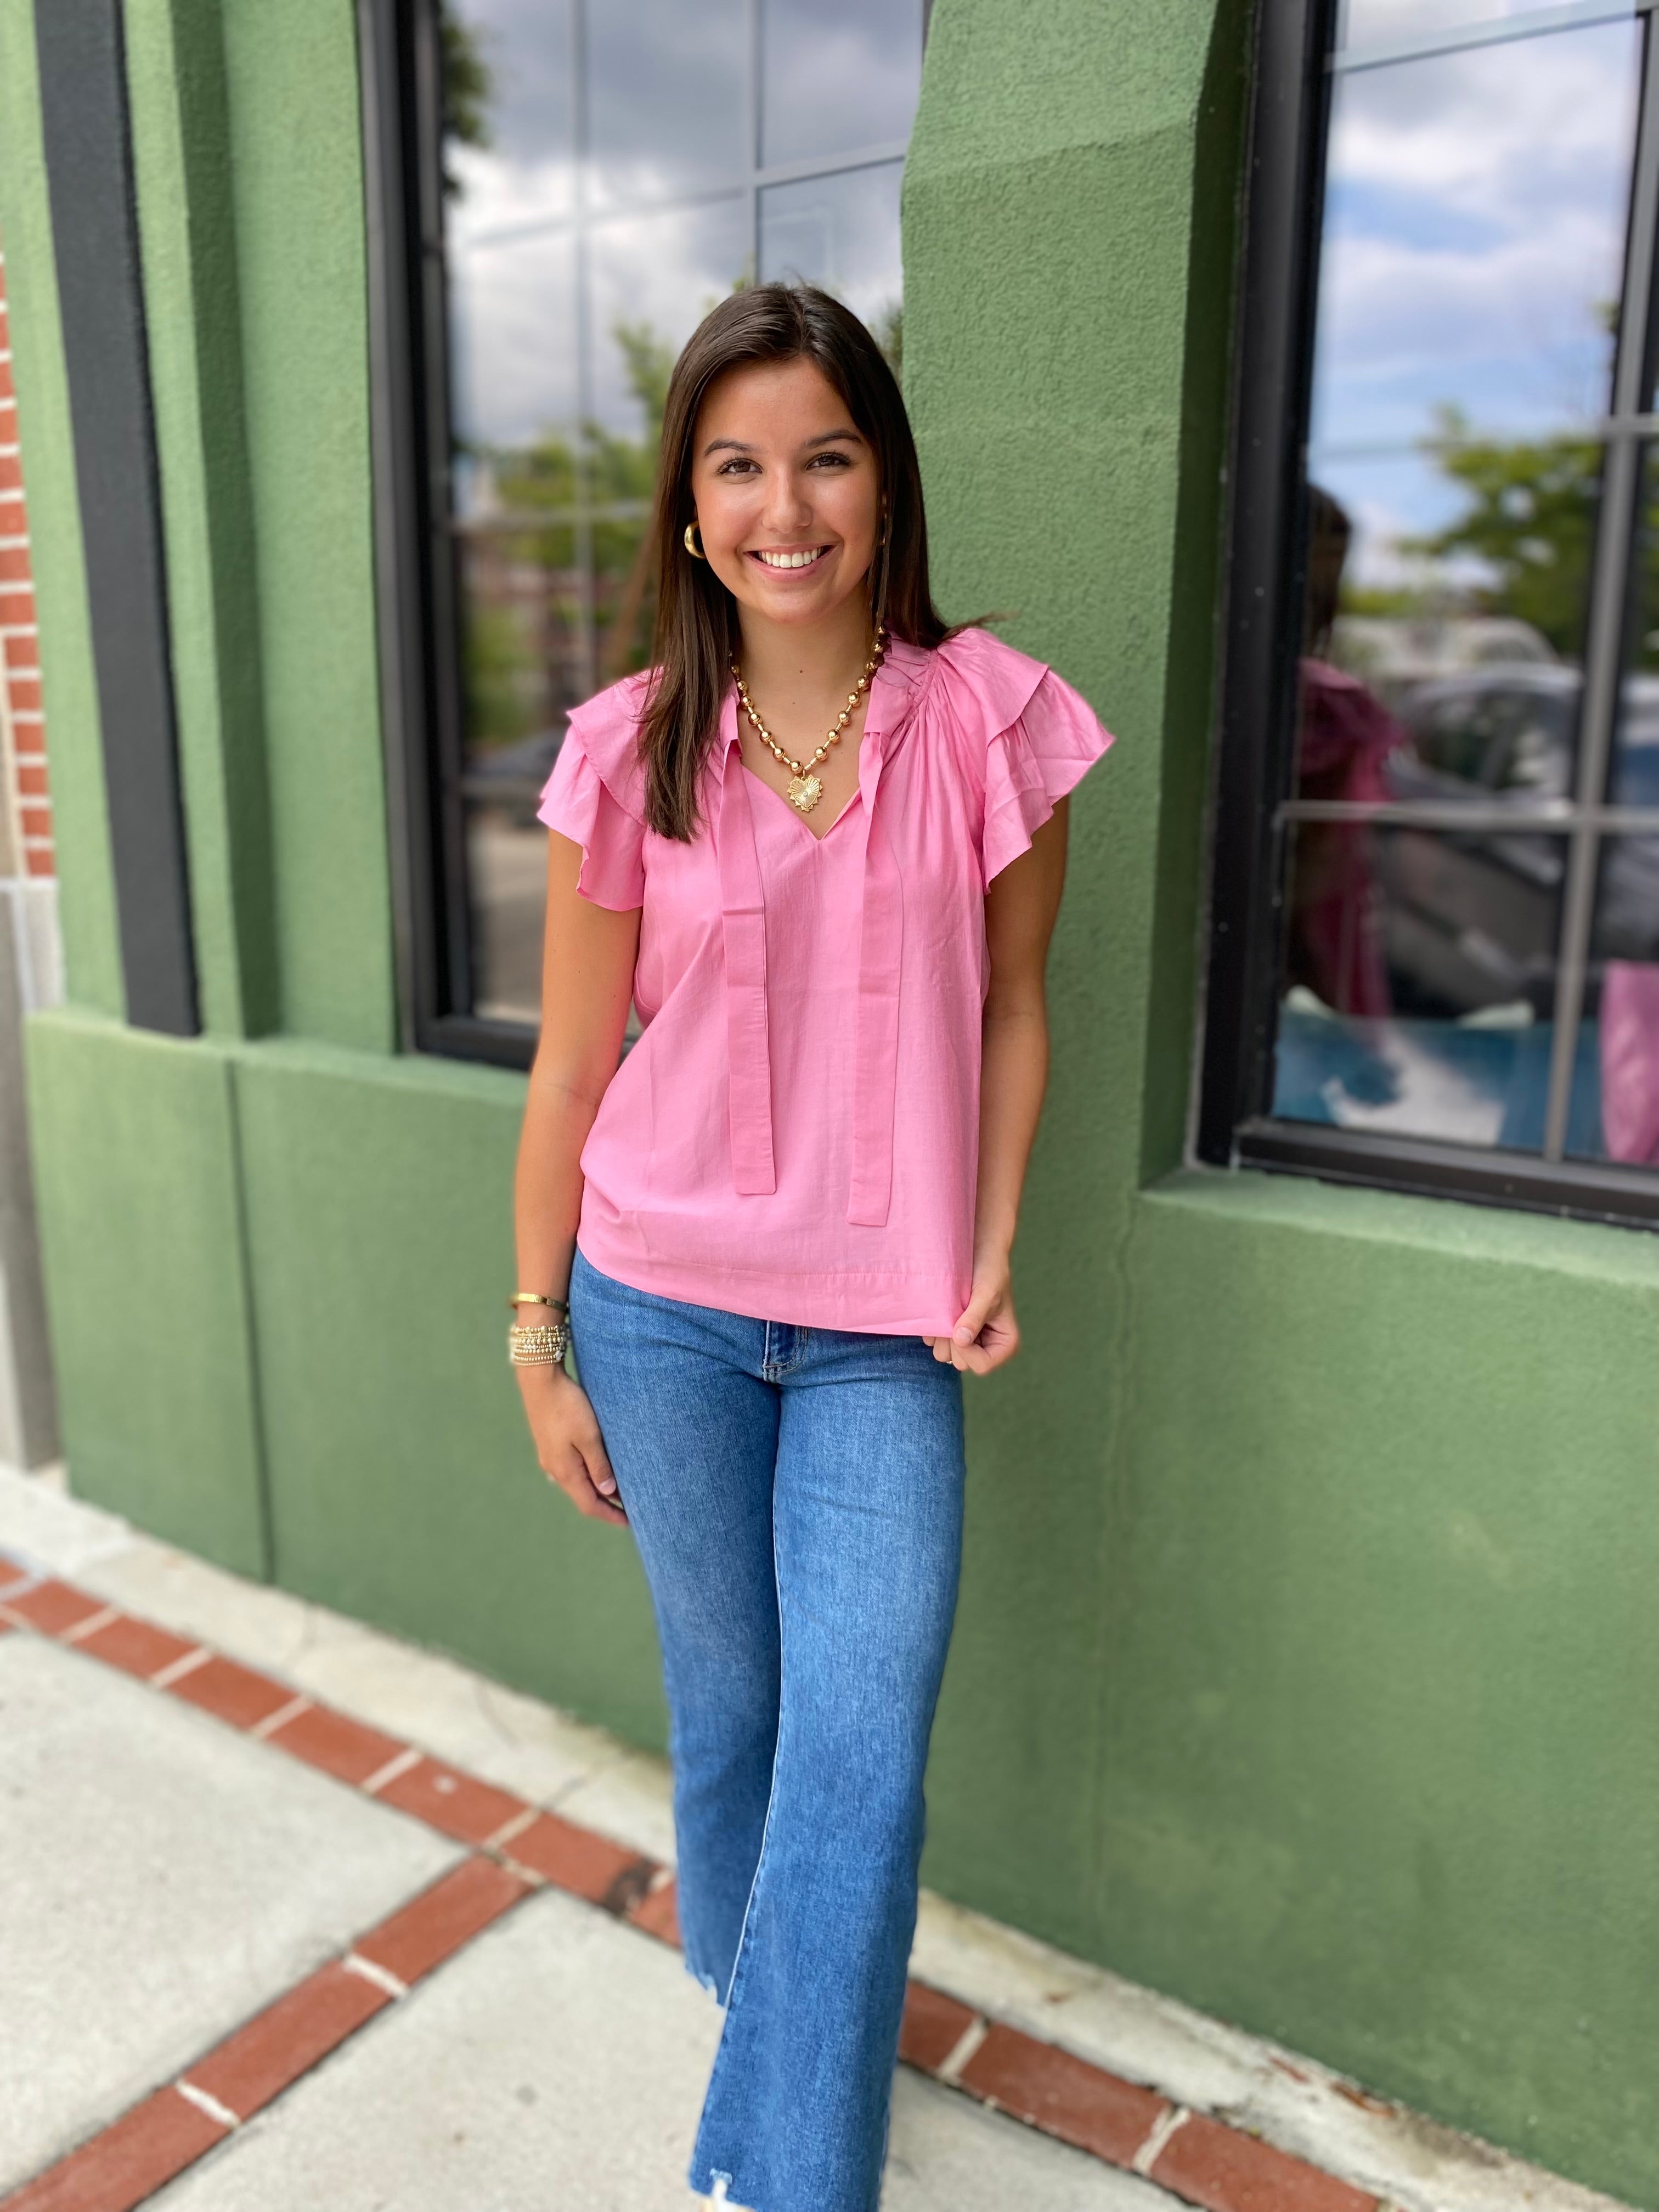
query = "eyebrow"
xmin=701 ymin=428 xmax=866 ymax=457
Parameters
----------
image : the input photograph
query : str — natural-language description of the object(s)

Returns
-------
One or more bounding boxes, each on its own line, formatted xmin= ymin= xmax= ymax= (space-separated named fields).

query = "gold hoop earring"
xmin=683 ymin=522 xmax=705 ymax=560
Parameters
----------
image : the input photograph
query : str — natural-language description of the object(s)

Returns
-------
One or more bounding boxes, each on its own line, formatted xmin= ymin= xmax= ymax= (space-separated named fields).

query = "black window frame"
xmin=362 ymin=0 xmax=528 ymax=1066
xmin=1197 ymin=0 xmax=1659 ymax=1233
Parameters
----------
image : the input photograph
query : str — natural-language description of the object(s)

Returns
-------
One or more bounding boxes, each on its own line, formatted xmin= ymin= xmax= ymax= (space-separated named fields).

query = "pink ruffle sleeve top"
xmin=536 ymin=625 xmax=1114 ymax=1336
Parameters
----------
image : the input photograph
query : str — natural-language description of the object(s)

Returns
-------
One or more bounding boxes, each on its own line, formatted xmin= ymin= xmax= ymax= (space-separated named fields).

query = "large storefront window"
xmin=371 ymin=0 xmax=924 ymax=1058
xmin=1200 ymin=0 xmax=1659 ymax=1226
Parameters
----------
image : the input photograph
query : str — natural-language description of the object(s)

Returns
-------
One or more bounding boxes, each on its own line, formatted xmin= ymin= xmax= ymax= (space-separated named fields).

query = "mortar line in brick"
xmin=249 ymin=1692 xmax=313 ymax=1739
xmin=1133 ymin=2103 xmax=1190 ymax=2176
xmin=484 ymin=1803 xmax=542 ymax=1852
xmin=361 ymin=1744 xmax=424 ymax=1794
xmin=58 ymin=1602 xmax=122 ymax=1644
xmin=343 ymin=1951 xmax=409 ymax=2000
xmin=174 ymin=2079 xmax=241 ymax=2131
xmin=148 ymin=1644 xmax=211 ymax=1688
xmin=936 ymin=2015 xmax=989 ymax=2085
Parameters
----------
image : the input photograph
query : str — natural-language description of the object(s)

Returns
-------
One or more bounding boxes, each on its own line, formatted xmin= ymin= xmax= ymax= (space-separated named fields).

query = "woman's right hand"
xmin=518 ymin=1367 xmax=627 ymax=1526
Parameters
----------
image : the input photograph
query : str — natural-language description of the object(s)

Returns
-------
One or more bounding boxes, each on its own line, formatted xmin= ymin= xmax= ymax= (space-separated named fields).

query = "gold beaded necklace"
xmin=731 ymin=629 xmax=887 ymax=816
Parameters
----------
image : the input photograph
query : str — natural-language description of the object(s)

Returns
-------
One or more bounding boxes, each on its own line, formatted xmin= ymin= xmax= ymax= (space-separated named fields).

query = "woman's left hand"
xmin=922 ymin=1254 xmax=1019 ymax=1375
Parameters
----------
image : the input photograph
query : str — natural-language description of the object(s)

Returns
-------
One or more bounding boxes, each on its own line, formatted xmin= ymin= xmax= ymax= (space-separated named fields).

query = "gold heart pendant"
xmin=787 ymin=774 xmax=823 ymax=815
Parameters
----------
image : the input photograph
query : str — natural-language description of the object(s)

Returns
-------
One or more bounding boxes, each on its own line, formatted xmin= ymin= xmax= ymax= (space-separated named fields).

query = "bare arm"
xmin=925 ymin=801 xmax=1070 ymax=1375
xmin=512 ymin=828 xmax=640 ymax=1524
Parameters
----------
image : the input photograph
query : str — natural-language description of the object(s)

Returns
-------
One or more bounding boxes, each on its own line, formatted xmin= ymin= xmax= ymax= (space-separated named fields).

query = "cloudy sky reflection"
xmin=1310 ymin=16 xmax=1639 ymax=590
xmin=445 ymin=0 xmax=921 ymax=455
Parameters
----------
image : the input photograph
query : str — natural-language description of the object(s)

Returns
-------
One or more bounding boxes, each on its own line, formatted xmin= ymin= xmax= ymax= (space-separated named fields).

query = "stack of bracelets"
xmin=506 ymin=1290 xmax=570 ymax=1368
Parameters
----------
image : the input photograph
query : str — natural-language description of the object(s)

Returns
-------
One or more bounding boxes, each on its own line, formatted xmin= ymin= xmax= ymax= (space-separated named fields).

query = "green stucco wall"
xmin=6 ymin=0 xmax=1656 ymax=2201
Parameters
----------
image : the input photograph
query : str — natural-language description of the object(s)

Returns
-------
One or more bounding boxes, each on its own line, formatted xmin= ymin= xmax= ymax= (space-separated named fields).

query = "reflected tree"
xmin=438 ymin=2 xmax=491 ymax=195
xmin=1400 ymin=405 xmax=1601 ymax=657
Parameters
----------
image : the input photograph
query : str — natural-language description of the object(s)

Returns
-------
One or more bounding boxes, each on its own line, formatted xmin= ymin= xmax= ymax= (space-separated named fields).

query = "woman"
xmin=510 ymin=283 xmax=1112 ymax=2212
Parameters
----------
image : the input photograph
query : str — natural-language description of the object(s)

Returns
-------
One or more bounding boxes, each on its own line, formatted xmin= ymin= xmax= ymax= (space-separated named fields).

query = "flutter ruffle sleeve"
xmin=536 ymin=681 xmax=649 ymax=910
xmin=932 ymin=627 xmax=1115 ymax=885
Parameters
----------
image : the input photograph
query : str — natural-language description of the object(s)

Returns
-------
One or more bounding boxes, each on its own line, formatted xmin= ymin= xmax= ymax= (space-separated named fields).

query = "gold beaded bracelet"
xmin=507 ymin=1318 xmax=571 ymax=1368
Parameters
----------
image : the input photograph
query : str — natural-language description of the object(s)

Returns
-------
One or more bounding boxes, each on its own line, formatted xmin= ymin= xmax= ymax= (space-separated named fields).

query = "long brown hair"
xmin=636 ymin=284 xmax=952 ymax=841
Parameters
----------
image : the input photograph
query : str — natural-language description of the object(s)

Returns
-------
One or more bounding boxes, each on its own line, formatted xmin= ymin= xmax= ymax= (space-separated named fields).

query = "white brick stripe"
xmin=174 ymin=2079 xmax=240 ymax=2130
xmin=150 ymin=1644 xmax=211 ymax=1689
xmin=936 ymin=2015 xmax=989 ymax=2085
xmin=1131 ymin=2104 xmax=1190 ymax=2176
xmin=343 ymin=1951 xmax=408 ymax=2000
xmin=59 ymin=1602 xmax=122 ymax=1644
xmin=249 ymin=1692 xmax=312 ymax=1739
xmin=360 ymin=1744 xmax=423 ymax=1795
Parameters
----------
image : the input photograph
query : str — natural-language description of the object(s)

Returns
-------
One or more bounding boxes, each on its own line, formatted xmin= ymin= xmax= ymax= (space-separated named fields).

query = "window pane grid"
xmin=456 ymin=140 xmax=913 ymax=253
xmin=1333 ymin=0 xmax=1649 ymax=77
xmin=428 ymin=0 xmax=921 ymax=1032
xmin=1205 ymin=0 xmax=1659 ymax=1201
xmin=1279 ymin=800 xmax=1659 ymax=828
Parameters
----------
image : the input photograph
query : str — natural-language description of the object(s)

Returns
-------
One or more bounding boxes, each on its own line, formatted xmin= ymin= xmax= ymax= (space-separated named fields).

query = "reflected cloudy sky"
xmin=445 ymin=0 xmax=921 ymax=457
xmin=1310 ymin=16 xmax=1639 ymax=590
xmin=1337 ymin=0 xmax=1613 ymax=52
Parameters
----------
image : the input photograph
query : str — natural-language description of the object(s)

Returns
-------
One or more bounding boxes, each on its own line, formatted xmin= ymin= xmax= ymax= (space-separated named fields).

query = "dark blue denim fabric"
xmin=567 ymin=1243 xmax=967 ymax=2212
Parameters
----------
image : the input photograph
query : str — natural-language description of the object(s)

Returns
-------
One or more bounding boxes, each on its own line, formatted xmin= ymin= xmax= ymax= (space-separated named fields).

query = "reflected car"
xmin=1369 ymin=665 xmax=1659 ymax=1014
xmin=460 ymin=723 xmax=568 ymax=830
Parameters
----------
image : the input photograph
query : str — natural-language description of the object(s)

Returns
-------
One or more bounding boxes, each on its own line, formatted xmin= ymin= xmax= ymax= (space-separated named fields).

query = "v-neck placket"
xmin=712 ymin=655 xmax=918 ymax=1227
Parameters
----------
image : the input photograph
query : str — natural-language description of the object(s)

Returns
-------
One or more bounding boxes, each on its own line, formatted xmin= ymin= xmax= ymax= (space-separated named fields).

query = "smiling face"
xmin=688 ymin=356 xmax=882 ymax=636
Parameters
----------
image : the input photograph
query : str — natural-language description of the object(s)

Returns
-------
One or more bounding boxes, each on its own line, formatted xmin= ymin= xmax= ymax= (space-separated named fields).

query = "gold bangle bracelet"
xmin=507 ymin=1319 xmax=571 ymax=1368
xmin=507 ymin=1291 xmax=569 ymax=1313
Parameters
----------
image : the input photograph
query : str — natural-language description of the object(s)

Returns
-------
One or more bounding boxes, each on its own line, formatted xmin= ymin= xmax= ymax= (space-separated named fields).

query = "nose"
xmin=759 ymin=466 xmax=815 ymax=538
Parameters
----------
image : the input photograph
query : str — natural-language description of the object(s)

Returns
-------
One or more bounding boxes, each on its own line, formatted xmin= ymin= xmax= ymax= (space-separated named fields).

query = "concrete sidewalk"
xmin=0 ymin=1463 xmax=1631 ymax=2212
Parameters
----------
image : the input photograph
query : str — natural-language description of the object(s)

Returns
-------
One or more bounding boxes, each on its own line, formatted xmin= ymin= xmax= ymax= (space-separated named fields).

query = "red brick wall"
xmin=0 ymin=239 xmax=54 ymax=881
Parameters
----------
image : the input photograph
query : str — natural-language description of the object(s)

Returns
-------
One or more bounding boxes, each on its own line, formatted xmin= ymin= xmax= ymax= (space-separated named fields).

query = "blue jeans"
xmin=567 ymin=1244 xmax=967 ymax=2212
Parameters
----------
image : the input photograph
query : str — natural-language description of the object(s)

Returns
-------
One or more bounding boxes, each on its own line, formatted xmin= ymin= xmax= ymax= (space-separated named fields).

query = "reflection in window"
xmin=759 ymin=164 xmax=905 ymax=341
xmin=1268 ymin=10 xmax=1656 ymax=1164
xmin=1337 ymin=0 xmax=1598 ymax=57
xmin=438 ymin=0 xmax=924 ymax=1025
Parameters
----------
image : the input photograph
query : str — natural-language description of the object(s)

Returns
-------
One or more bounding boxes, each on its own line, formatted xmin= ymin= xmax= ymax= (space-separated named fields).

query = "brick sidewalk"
xmin=0 ymin=1469 xmax=1632 ymax=2212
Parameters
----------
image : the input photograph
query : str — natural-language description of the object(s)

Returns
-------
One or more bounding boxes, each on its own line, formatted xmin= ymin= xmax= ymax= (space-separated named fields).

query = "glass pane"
xmin=760 ymin=0 xmax=924 ymax=168
xmin=1339 ymin=1 xmax=1634 ymax=54
xmin=1312 ymin=22 xmax=1637 ymax=459
xmin=1294 ymin=466 xmax=1598 ymax=822
xmin=1296 ymin=20 xmax=1636 ymax=820
xmin=458 ymin=529 xmax=584 ymax=752
xmin=1271 ymin=822 xmax=1572 ymax=1149
xmin=581 ymin=201 xmax=749 ymax=686
xmin=587 ymin=200 xmax=751 ymax=441
xmin=1568 ymin=836 xmax=1659 ymax=1163
xmin=443 ymin=0 xmax=574 ymax=230
xmin=449 ymin=230 xmax=578 ymax=513
xmin=760 ymin=162 xmax=904 ymax=343
xmin=587 ymin=0 xmax=747 ymax=212
xmin=465 ymin=797 xmax=550 ymax=1026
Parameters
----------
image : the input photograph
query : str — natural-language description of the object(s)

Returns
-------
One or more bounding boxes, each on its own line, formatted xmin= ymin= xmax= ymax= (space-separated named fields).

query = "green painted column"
xmin=126 ymin=0 xmax=279 ymax=1040
xmin=904 ymin=0 xmax=1252 ymax=1977
xmin=213 ymin=0 xmax=396 ymax=1054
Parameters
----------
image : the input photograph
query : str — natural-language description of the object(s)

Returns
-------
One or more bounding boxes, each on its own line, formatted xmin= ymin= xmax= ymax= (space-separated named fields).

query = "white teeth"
xmin=755 ymin=548 xmax=825 ymax=569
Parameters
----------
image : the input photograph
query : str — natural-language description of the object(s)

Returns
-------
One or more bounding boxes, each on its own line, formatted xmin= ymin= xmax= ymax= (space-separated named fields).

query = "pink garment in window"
xmin=1599 ymin=961 xmax=1659 ymax=1166
xmin=536 ymin=627 xmax=1114 ymax=1335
